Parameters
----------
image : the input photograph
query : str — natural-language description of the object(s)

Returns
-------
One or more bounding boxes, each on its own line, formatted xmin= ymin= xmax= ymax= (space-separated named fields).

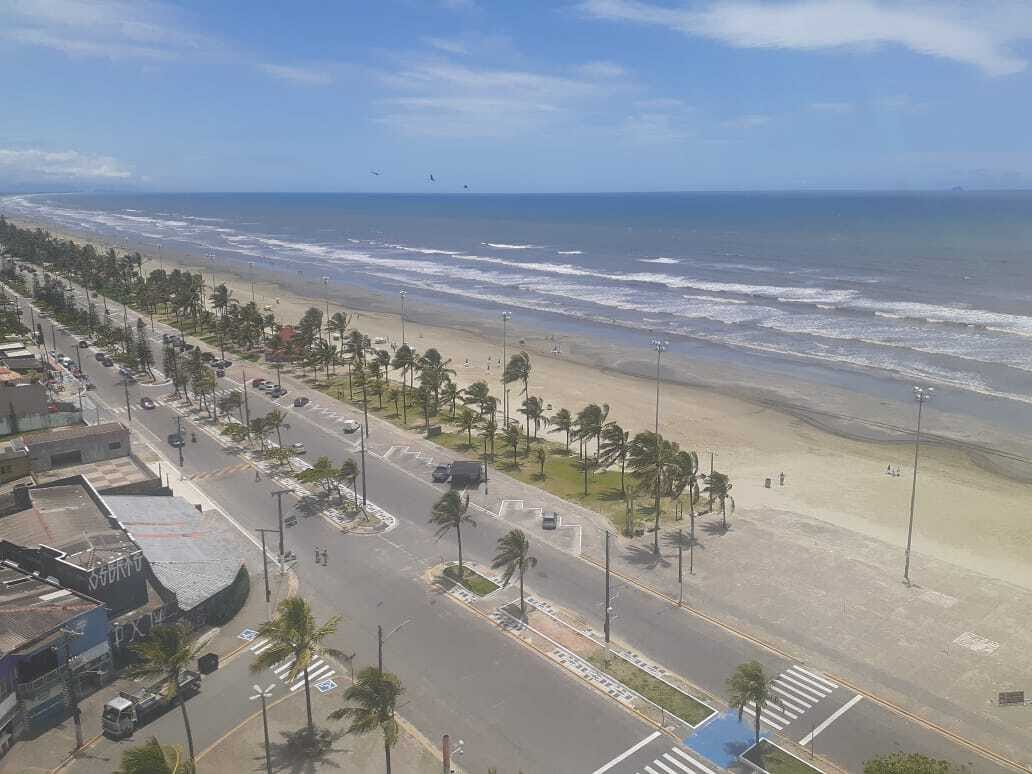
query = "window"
xmin=108 ymin=442 xmax=122 ymax=451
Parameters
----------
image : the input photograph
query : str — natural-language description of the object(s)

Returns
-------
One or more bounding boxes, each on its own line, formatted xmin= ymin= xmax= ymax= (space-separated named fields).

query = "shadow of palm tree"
xmin=700 ymin=519 xmax=731 ymax=536
xmin=294 ymin=495 xmax=325 ymax=518
xmin=663 ymin=530 xmax=703 ymax=550
xmin=266 ymin=726 xmax=348 ymax=774
xmin=598 ymin=487 xmax=628 ymax=502
xmin=623 ymin=543 xmax=672 ymax=569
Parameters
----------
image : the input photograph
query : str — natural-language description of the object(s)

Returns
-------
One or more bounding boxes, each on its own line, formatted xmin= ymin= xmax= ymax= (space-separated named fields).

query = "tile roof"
xmin=0 ymin=564 xmax=102 ymax=653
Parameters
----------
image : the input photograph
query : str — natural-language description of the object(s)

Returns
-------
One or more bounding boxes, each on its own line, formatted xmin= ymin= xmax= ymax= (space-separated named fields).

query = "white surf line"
xmin=591 ymin=731 xmax=662 ymax=774
xmin=798 ymin=694 xmax=863 ymax=746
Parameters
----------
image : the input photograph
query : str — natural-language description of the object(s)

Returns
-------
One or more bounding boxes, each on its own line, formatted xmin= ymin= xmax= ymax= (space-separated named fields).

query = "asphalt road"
xmin=16 ymin=276 xmax=1020 ymax=774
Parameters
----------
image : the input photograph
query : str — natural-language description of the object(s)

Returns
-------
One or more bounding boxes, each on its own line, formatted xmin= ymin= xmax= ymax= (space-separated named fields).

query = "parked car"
xmin=252 ymin=378 xmax=266 ymax=387
xmin=101 ymin=358 xmax=114 ymax=367
xmin=94 ymin=351 xmax=108 ymax=361
xmin=215 ymin=369 xmax=225 ymax=378
xmin=542 ymin=511 xmax=559 ymax=530
xmin=84 ymin=382 xmax=97 ymax=390
xmin=340 ymin=420 xmax=361 ymax=434
xmin=214 ymin=359 xmax=232 ymax=368
xmin=200 ymin=351 xmax=215 ymax=362
xmin=78 ymin=340 xmax=91 ymax=348
xmin=271 ymin=388 xmax=287 ymax=398
xmin=290 ymin=442 xmax=306 ymax=454
xmin=167 ymin=433 xmax=185 ymax=448
xmin=140 ymin=397 xmax=156 ymax=409
xmin=293 ymin=396 xmax=310 ymax=407
xmin=431 ymin=464 xmax=451 ymax=483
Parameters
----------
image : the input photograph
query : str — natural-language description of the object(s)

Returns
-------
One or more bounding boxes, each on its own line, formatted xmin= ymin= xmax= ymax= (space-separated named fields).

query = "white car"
xmin=290 ymin=442 xmax=306 ymax=454
xmin=340 ymin=420 xmax=361 ymax=434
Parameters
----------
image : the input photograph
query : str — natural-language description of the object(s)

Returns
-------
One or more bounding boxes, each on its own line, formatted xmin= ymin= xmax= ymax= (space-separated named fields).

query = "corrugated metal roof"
xmin=103 ymin=495 xmax=244 ymax=611
xmin=0 ymin=565 xmax=102 ymax=653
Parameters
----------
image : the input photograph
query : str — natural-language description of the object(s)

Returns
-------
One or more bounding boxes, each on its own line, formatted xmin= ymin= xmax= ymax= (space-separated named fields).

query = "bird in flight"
xmin=429 ymin=173 xmax=435 ymax=182
xmin=463 ymin=184 xmax=469 ymax=189
xmin=370 ymin=170 xmax=381 ymax=176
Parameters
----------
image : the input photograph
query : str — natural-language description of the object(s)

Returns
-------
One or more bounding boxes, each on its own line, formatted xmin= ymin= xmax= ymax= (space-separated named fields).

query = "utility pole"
xmin=123 ymin=378 xmax=132 ymax=422
xmin=399 ymin=290 xmax=407 ymax=345
xmin=604 ymin=530 xmax=611 ymax=650
xmin=270 ymin=489 xmax=291 ymax=558
xmin=59 ymin=628 xmax=84 ymax=751
xmin=175 ymin=415 xmax=184 ymax=468
xmin=242 ymin=368 xmax=252 ymax=426
xmin=250 ymin=684 xmax=275 ymax=774
xmin=677 ymin=528 xmax=683 ymax=605
xmin=501 ymin=310 xmax=511 ymax=425
xmin=483 ymin=434 xmax=489 ymax=495
xmin=378 ymin=619 xmax=410 ymax=674
xmin=255 ymin=528 xmax=276 ymax=603
xmin=904 ymin=386 xmax=934 ymax=585
xmin=360 ymin=427 xmax=367 ymax=507
xmin=689 ymin=509 xmax=695 ymax=574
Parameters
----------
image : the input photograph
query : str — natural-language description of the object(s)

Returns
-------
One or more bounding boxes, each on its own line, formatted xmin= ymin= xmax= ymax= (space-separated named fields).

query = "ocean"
xmin=4 ymin=191 xmax=1032 ymax=442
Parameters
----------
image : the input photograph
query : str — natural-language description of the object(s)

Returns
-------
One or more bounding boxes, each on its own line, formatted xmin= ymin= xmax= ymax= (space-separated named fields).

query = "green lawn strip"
xmin=584 ymin=650 xmax=712 ymax=726
xmin=743 ymin=740 xmax=822 ymax=774
xmin=442 ymin=564 xmax=499 ymax=596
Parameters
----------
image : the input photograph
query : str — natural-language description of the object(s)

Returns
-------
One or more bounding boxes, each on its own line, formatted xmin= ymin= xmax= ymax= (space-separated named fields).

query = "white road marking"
xmin=778 ymin=674 xmax=826 ymax=701
xmin=790 ymin=665 xmax=838 ymax=690
xmin=798 ymin=694 xmax=863 ymax=746
xmin=273 ymin=658 xmax=296 ymax=675
xmin=670 ymin=748 xmax=717 ymax=774
xmin=770 ymin=686 xmax=809 ymax=714
xmin=785 ymin=667 xmax=835 ymax=694
xmin=590 ymin=731 xmax=662 ymax=774
xmin=652 ymin=759 xmax=678 ymax=774
xmin=662 ymin=752 xmax=694 ymax=773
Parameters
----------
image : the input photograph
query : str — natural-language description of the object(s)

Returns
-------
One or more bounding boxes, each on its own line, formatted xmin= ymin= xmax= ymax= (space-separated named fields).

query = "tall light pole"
xmin=904 ymin=385 xmax=934 ymax=585
xmin=501 ymin=311 xmax=511 ymax=424
xmin=399 ymin=290 xmax=407 ymax=345
xmin=650 ymin=338 xmax=668 ymax=437
xmin=360 ymin=424 xmax=367 ymax=507
xmin=250 ymin=683 xmax=276 ymax=774
xmin=271 ymin=489 xmax=292 ymax=558
xmin=377 ymin=618 xmax=411 ymax=673
xmin=249 ymin=261 xmax=256 ymax=303
xmin=322 ymin=276 xmax=330 ymax=341
xmin=157 ymin=242 xmax=163 ymax=273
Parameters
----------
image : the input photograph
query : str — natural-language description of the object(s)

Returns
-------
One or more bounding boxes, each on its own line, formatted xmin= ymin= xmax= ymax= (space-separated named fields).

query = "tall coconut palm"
xmin=502 ymin=351 xmax=532 ymax=446
xmin=670 ymin=450 xmax=700 ymax=518
xmin=330 ymin=311 xmax=353 ymax=354
xmin=115 ymin=737 xmax=191 ymax=774
xmin=491 ymin=529 xmax=537 ymax=616
xmin=519 ymin=396 xmax=549 ymax=442
xmin=533 ymin=446 xmax=547 ymax=477
xmin=339 ymin=458 xmax=359 ymax=507
xmin=129 ymin=624 xmax=202 ymax=767
xmin=703 ymin=471 xmax=734 ymax=529
xmin=480 ymin=417 xmax=497 ymax=458
xmin=457 ymin=408 xmax=479 ymax=448
xmin=727 ymin=660 xmax=782 ymax=744
xmin=265 ymin=408 xmax=287 ymax=448
xmin=462 ymin=380 xmax=491 ymax=417
xmin=500 ymin=422 xmax=523 ymax=465
xmin=250 ymin=596 xmax=344 ymax=732
xmin=429 ymin=490 xmax=475 ymax=575
xmin=627 ymin=431 xmax=680 ymax=554
xmin=598 ymin=422 xmax=630 ymax=492
xmin=330 ymin=667 xmax=403 ymax=774
xmin=390 ymin=344 xmax=416 ymax=424
xmin=548 ymin=408 xmax=573 ymax=452
xmin=441 ymin=379 xmax=461 ymax=416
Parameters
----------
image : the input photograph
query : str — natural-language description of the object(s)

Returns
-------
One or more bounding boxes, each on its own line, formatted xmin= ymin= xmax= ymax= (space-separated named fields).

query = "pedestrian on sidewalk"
xmin=321 ymin=548 xmax=328 ymax=565
xmin=255 ymin=469 xmax=261 ymax=482
xmin=779 ymin=471 xmax=785 ymax=486
xmin=315 ymin=546 xmax=321 ymax=564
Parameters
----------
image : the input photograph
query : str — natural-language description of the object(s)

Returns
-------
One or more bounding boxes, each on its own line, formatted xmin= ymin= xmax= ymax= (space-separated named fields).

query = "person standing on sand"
xmin=315 ymin=546 xmax=321 ymax=564
xmin=779 ymin=472 xmax=785 ymax=486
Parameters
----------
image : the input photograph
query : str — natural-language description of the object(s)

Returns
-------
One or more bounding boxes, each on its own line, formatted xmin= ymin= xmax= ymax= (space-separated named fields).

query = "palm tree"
xmin=500 ymin=422 xmax=523 ymax=465
xmin=533 ymin=446 xmax=547 ymax=477
xmin=491 ymin=529 xmax=537 ymax=616
xmin=598 ymin=422 xmax=630 ymax=492
xmin=627 ymin=431 xmax=679 ymax=554
xmin=480 ymin=417 xmax=497 ymax=459
xmin=502 ymin=351 xmax=532 ymax=445
xmin=727 ymin=660 xmax=782 ymax=744
xmin=390 ymin=344 xmax=416 ymax=424
xmin=457 ymin=408 xmax=479 ymax=448
xmin=462 ymin=380 xmax=491 ymax=416
xmin=250 ymin=596 xmax=344 ymax=732
xmin=548 ymin=408 xmax=573 ymax=452
xmin=441 ymin=379 xmax=461 ymax=416
xmin=129 ymin=624 xmax=202 ymax=767
xmin=670 ymin=450 xmax=700 ymax=518
xmin=330 ymin=667 xmax=403 ymax=774
xmin=703 ymin=471 xmax=734 ymax=529
xmin=429 ymin=490 xmax=475 ymax=576
xmin=329 ymin=311 xmax=353 ymax=354
xmin=339 ymin=458 xmax=359 ymax=507
xmin=265 ymin=408 xmax=287 ymax=448
xmin=210 ymin=283 xmax=231 ymax=317
xmin=115 ymin=737 xmax=191 ymax=774
xmin=519 ymin=396 xmax=549 ymax=442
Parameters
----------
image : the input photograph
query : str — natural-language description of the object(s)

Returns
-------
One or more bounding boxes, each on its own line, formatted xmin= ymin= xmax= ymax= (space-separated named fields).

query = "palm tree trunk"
xmin=653 ymin=489 xmax=661 ymax=555
xmin=303 ymin=666 xmax=314 ymax=730
xmin=178 ymin=692 xmax=197 ymax=766
xmin=754 ymin=704 xmax=761 ymax=743
xmin=385 ymin=739 xmax=392 ymax=774
xmin=401 ymin=380 xmax=407 ymax=424
xmin=456 ymin=524 xmax=464 ymax=575
xmin=519 ymin=567 xmax=525 ymax=616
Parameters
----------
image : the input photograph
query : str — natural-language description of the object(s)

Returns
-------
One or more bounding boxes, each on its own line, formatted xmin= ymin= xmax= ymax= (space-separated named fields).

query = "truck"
xmin=102 ymin=670 xmax=201 ymax=738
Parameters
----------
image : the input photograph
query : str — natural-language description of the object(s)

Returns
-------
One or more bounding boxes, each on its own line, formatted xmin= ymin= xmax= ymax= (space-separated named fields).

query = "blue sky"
xmin=2 ymin=0 xmax=1032 ymax=192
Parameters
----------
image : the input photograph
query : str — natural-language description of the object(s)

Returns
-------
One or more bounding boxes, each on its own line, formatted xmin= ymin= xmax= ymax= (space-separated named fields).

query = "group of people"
xmin=886 ymin=465 xmax=903 ymax=477
xmin=314 ymin=546 xmax=329 ymax=565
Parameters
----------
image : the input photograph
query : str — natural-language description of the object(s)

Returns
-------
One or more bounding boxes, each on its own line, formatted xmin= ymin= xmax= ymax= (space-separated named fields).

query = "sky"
xmin=2 ymin=0 xmax=1032 ymax=192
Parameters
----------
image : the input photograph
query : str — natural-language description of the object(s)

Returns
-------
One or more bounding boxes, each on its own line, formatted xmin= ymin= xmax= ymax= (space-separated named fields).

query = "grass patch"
xmin=585 ymin=650 xmax=712 ymax=726
xmin=442 ymin=564 xmax=499 ymax=596
xmin=742 ymin=740 xmax=822 ymax=774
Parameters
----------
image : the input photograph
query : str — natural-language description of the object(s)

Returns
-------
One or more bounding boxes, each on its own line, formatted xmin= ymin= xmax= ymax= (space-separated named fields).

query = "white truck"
xmin=102 ymin=670 xmax=201 ymax=738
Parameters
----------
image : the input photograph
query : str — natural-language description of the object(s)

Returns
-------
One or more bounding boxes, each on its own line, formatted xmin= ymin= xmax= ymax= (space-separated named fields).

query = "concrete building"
xmin=0 ymin=367 xmax=80 ymax=436
xmin=22 ymin=422 xmax=129 ymax=473
xmin=34 ymin=455 xmax=163 ymax=495
xmin=0 ymin=440 xmax=30 ymax=484
xmin=0 ymin=563 xmax=109 ymax=745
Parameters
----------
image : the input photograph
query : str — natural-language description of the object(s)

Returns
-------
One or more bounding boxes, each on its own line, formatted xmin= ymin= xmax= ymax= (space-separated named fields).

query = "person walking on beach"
xmin=321 ymin=548 xmax=328 ymax=565
xmin=779 ymin=471 xmax=785 ymax=486
xmin=314 ymin=546 xmax=321 ymax=564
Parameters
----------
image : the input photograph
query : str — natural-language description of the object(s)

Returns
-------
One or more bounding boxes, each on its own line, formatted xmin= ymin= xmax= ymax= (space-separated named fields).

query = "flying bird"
xmin=429 ymin=173 xmax=435 ymax=182
xmin=370 ymin=170 xmax=381 ymax=176
xmin=463 ymin=184 xmax=469 ymax=189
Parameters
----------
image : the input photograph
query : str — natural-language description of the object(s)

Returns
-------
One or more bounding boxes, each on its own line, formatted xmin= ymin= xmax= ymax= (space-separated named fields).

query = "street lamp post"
xmin=650 ymin=339 xmax=668 ymax=555
xmin=501 ymin=311 xmax=511 ymax=424
xmin=249 ymin=261 xmax=256 ymax=303
xmin=399 ymin=290 xmax=407 ymax=345
xmin=650 ymin=338 xmax=669 ymax=437
xmin=271 ymin=489 xmax=292 ymax=558
xmin=322 ymin=276 xmax=330 ymax=341
xmin=250 ymin=683 xmax=276 ymax=774
xmin=59 ymin=627 xmax=84 ymax=751
xmin=904 ymin=386 xmax=934 ymax=585
xmin=377 ymin=619 xmax=411 ymax=673
xmin=360 ymin=424 xmax=367 ymax=507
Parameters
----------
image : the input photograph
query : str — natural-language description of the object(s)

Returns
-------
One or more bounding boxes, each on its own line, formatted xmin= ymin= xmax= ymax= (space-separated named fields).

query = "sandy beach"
xmin=18 ymin=219 xmax=1032 ymax=589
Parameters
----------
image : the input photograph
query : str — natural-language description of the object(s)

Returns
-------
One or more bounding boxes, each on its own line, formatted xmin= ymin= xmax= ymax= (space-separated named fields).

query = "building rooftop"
xmin=104 ymin=495 xmax=245 ymax=611
xmin=22 ymin=422 xmax=125 ymax=446
xmin=0 ymin=482 xmax=136 ymax=569
xmin=0 ymin=562 xmax=102 ymax=653
xmin=34 ymin=456 xmax=157 ymax=491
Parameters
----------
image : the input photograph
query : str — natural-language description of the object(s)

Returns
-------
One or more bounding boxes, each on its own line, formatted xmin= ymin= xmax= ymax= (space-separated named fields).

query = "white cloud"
xmin=0 ymin=0 xmax=209 ymax=60
xmin=635 ymin=97 xmax=688 ymax=110
xmin=575 ymin=60 xmax=628 ymax=78
xmin=258 ymin=63 xmax=333 ymax=86
xmin=619 ymin=112 xmax=690 ymax=144
xmin=809 ymin=101 xmax=854 ymax=113
xmin=0 ymin=148 xmax=132 ymax=180
xmin=722 ymin=113 xmax=770 ymax=129
xmin=423 ymin=36 xmax=469 ymax=55
xmin=581 ymin=0 xmax=1032 ymax=76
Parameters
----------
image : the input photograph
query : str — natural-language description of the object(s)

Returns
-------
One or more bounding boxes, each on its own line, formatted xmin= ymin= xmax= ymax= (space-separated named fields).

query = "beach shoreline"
xmin=12 ymin=215 xmax=1032 ymax=587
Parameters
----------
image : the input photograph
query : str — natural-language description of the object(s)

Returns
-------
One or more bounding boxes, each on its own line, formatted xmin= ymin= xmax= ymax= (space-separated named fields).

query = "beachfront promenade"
xmin=6 ymin=271 xmax=1028 ymax=774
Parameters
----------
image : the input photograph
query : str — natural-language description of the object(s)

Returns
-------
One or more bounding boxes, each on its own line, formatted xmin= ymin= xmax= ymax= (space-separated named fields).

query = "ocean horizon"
xmin=5 ymin=190 xmax=1032 ymax=444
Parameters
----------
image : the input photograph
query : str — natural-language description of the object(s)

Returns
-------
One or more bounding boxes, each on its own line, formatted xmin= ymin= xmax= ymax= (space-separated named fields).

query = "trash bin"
xmin=764 ymin=477 xmax=771 ymax=489
xmin=198 ymin=652 xmax=219 ymax=674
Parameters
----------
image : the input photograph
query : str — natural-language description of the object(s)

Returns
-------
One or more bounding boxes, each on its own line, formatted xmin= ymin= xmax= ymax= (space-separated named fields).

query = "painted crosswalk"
xmin=249 ymin=637 xmax=338 ymax=694
xmin=636 ymin=746 xmax=719 ymax=774
xmin=744 ymin=665 xmax=838 ymax=731
xmin=188 ymin=462 xmax=253 ymax=481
